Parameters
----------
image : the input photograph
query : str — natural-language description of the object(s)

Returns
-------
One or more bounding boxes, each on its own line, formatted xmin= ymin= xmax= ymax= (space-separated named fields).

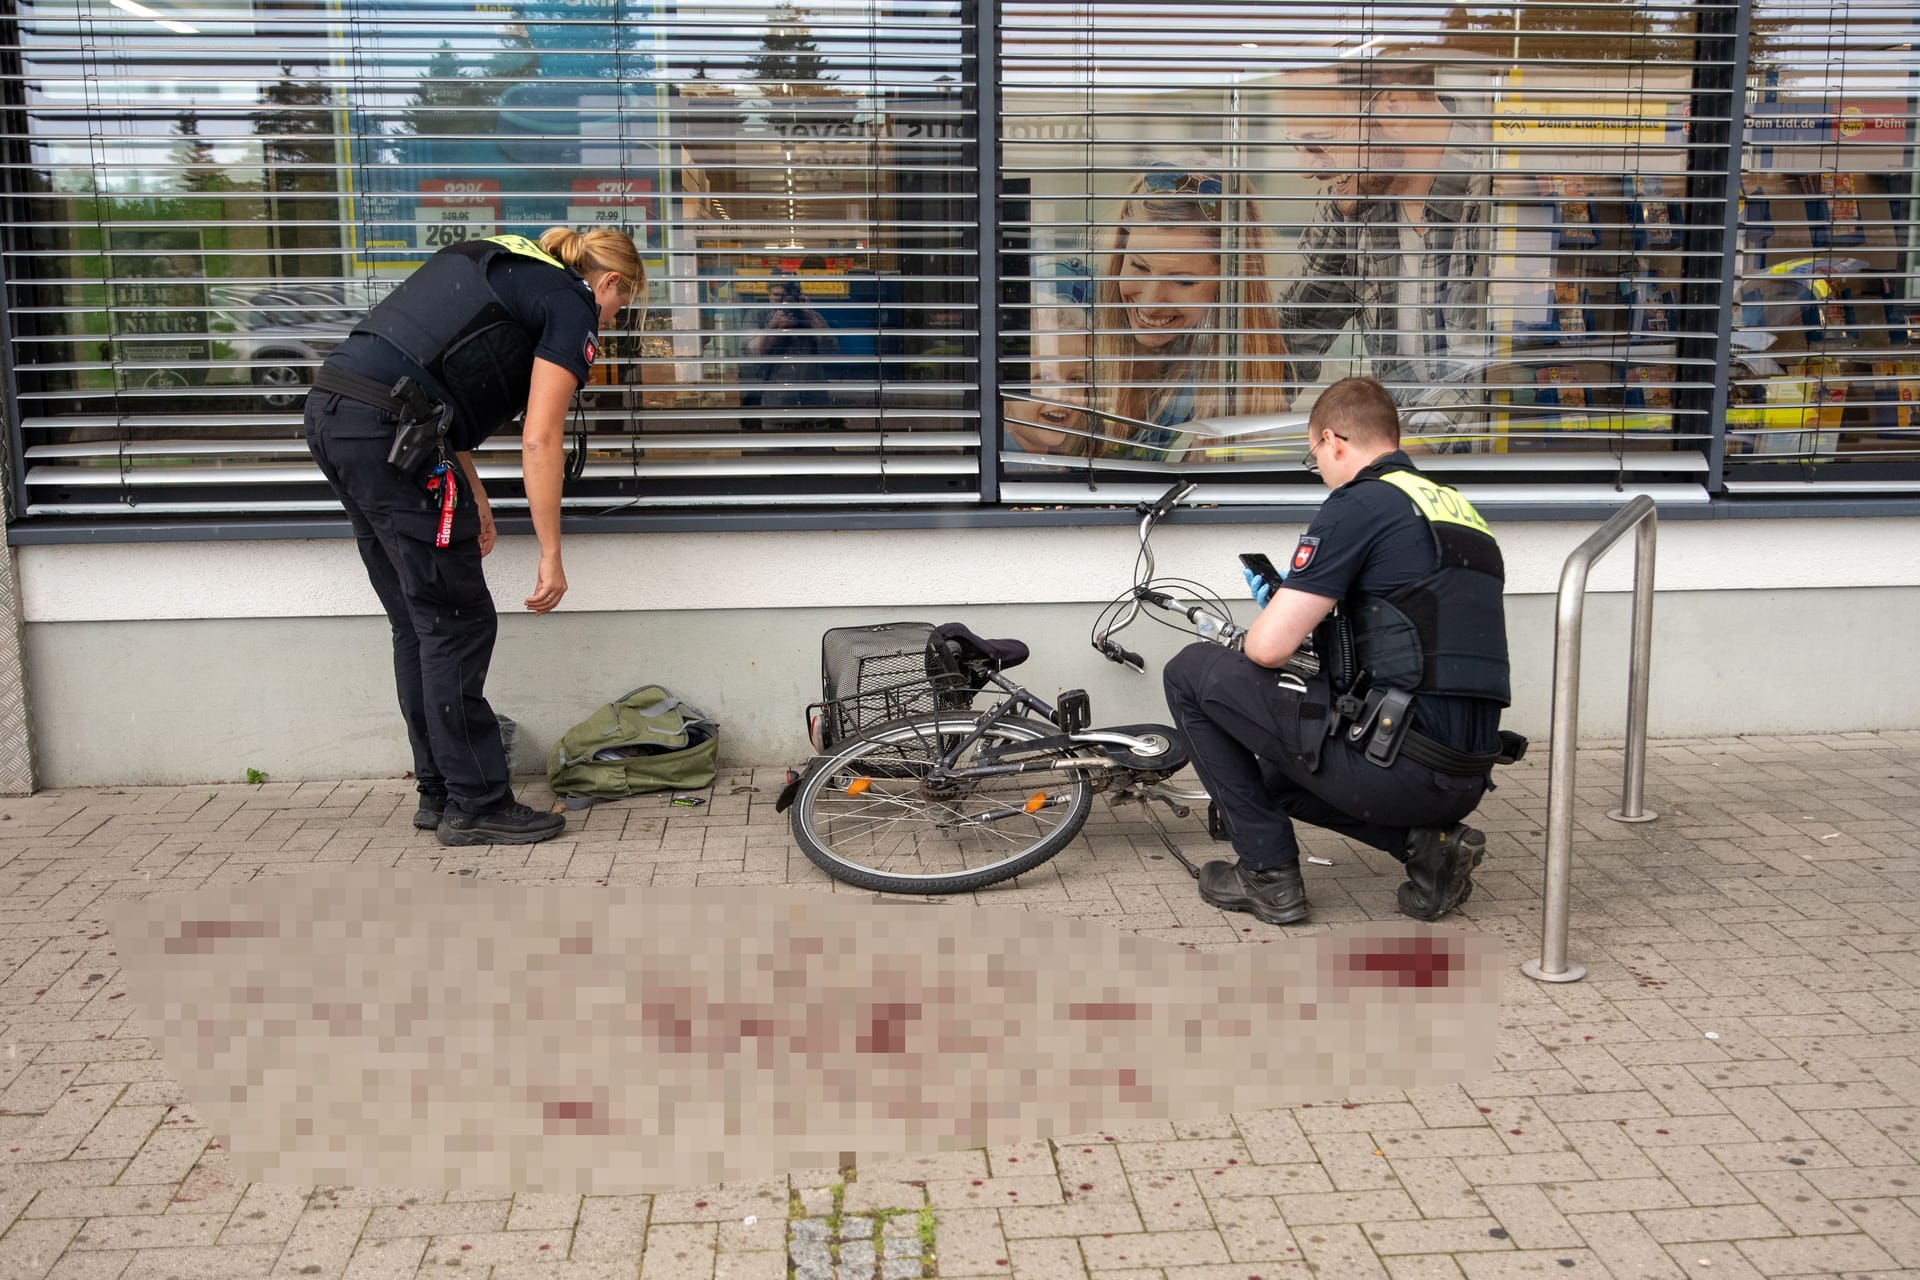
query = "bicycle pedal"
xmin=1056 ymin=688 xmax=1092 ymax=734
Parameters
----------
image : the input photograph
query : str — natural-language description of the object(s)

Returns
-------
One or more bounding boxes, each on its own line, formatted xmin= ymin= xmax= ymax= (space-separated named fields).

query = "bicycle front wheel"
xmin=790 ymin=714 xmax=1094 ymax=894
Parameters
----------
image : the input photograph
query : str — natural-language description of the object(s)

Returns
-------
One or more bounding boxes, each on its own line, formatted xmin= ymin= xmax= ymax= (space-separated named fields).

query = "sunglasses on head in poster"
xmin=1142 ymin=164 xmax=1223 ymax=221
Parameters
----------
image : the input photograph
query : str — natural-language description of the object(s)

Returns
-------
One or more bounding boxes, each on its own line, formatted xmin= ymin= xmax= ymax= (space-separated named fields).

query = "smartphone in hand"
xmin=1238 ymin=552 xmax=1285 ymax=595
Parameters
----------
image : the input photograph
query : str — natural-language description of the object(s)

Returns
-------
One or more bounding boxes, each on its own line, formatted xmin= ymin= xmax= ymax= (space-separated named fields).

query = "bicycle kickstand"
xmin=1134 ymin=798 xmax=1203 ymax=880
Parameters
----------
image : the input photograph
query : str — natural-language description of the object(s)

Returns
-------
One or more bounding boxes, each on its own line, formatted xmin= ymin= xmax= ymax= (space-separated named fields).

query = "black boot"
xmin=1198 ymin=859 xmax=1309 ymax=926
xmin=1398 ymin=824 xmax=1485 ymax=921
xmin=413 ymin=794 xmax=447 ymax=832
xmin=437 ymin=801 xmax=566 ymax=847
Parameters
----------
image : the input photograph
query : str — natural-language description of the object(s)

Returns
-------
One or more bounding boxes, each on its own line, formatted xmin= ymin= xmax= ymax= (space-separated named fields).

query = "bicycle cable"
xmin=1088 ymin=575 xmax=1240 ymax=656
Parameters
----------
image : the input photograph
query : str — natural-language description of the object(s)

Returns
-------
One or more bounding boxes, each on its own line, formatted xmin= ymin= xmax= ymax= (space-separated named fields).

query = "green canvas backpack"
xmin=546 ymin=685 xmax=719 ymax=802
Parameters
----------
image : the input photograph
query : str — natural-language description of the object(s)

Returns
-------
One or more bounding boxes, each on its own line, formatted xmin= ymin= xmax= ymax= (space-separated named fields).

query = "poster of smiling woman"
xmin=998 ymin=52 xmax=1504 ymax=471
xmin=1001 ymin=159 xmax=1294 ymax=466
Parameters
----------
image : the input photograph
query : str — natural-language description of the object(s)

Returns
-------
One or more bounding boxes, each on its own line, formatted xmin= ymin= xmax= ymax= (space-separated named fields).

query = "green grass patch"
xmin=825 ymin=1181 xmax=845 ymax=1264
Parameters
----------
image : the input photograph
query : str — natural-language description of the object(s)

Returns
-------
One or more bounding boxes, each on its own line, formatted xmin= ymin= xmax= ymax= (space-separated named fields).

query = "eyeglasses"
xmin=1142 ymin=163 xmax=1223 ymax=222
xmin=1301 ymin=430 xmax=1350 ymax=474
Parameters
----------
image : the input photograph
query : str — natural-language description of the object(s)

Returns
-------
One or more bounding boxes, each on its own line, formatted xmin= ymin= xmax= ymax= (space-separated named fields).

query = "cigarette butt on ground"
xmin=1306 ymin=856 xmax=1335 ymax=866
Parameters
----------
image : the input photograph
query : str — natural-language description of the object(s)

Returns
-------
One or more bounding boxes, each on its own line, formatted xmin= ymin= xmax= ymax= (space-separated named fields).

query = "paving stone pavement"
xmin=2 ymin=730 xmax=1920 ymax=1278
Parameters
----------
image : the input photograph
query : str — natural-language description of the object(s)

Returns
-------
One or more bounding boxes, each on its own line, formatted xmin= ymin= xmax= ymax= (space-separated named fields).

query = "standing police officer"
xmin=305 ymin=227 xmax=641 ymax=846
xmin=1163 ymin=376 xmax=1513 ymax=924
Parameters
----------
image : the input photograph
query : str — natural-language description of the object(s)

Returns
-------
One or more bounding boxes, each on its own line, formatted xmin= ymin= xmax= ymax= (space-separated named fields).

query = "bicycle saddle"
xmin=931 ymin=622 xmax=1029 ymax=672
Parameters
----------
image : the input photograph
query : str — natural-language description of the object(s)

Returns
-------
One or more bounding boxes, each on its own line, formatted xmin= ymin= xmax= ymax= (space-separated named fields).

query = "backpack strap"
xmin=624 ymin=690 xmax=714 ymax=727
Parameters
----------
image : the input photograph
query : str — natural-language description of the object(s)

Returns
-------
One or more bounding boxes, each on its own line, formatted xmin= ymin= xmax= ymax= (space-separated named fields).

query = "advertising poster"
xmin=335 ymin=0 xmax=670 ymax=277
xmin=107 ymin=227 xmax=212 ymax=393
xmin=1000 ymin=64 xmax=1509 ymax=466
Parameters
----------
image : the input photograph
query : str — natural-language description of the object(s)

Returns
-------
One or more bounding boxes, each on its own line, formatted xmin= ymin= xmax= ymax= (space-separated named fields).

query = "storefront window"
xmin=1726 ymin=0 xmax=1920 ymax=489
xmin=2 ymin=0 xmax=1916 ymax=526
xmin=997 ymin=2 xmax=1733 ymax=501
xmin=5 ymin=0 xmax=977 ymax=520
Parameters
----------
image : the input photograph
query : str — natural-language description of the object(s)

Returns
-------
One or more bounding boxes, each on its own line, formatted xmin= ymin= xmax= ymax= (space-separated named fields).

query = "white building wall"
xmin=20 ymin=516 xmax=1920 ymax=787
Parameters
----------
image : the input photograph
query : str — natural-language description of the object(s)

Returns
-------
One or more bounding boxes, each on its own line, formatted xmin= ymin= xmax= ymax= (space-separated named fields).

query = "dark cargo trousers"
xmin=1163 ymin=642 xmax=1486 ymax=871
xmin=303 ymin=390 xmax=513 ymax=816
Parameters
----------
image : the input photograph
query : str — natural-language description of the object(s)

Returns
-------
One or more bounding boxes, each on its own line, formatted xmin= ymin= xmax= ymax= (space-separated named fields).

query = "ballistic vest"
xmin=1347 ymin=467 xmax=1512 ymax=708
xmin=354 ymin=234 xmax=590 ymax=447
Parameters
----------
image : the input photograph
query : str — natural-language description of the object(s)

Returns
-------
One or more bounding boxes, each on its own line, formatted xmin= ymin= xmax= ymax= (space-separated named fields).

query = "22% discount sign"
xmin=416 ymin=179 xmax=501 ymax=251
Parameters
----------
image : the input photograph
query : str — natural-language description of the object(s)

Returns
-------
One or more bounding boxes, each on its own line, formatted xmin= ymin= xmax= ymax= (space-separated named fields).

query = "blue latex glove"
xmin=1242 ymin=563 xmax=1278 ymax=609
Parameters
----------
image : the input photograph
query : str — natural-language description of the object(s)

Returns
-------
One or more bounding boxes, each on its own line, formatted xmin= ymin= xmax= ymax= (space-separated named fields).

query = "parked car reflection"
xmin=206 ymin=284 xmax=376 ymax=410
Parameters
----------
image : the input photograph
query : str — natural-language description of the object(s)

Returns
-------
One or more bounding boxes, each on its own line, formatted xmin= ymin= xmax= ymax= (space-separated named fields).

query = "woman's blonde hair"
xmin=538 ymin=226 xmax=644 ymax=295
xmin=1091 ymin=159 xmax=1292 ymax=459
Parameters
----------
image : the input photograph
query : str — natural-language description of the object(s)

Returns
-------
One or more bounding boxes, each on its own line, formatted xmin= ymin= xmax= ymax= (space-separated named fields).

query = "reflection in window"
xmin=1727 ymin=0 xmax=1920 ymax=481
xmin=5 ymin=0 xmax=982 ymax=517
xmin=8 ymin=0 xmax=1918 ymax=520
xmin=997 ymin=5 xmax=1720 ymax=491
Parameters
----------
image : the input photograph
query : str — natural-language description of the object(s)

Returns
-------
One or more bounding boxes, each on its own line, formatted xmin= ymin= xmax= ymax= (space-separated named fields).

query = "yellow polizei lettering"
xmin=483 ymin=234 xmax=568 ymax=272
xmin=1377 ymin=471 xmax=1492 ymax=536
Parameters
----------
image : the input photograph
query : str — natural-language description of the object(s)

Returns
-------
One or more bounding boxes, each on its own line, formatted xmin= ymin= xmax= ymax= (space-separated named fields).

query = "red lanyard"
xmin=425 ymin=462 xmax=458 ymax=549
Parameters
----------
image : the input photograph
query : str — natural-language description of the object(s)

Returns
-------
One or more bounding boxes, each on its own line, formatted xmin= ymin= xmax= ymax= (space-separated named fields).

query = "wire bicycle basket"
xmin=808 ymin=622 xmax=977 ymax=752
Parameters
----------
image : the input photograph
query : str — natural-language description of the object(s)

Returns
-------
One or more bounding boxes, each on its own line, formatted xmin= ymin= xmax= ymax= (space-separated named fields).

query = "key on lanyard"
xmin=426 ymin=462 xmax=458 ymax=549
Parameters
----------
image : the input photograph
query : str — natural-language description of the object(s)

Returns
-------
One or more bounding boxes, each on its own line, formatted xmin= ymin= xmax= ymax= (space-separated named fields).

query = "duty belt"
xmin=1398 ymin=730 xmax=1505 ymax=776
xmin=1337 ymin=684 xmax=1512 ymax=776
xmin=312 ymin=364 xmax=450 ymax=476
xmin=311 ymin=364 xmax=413 ymax=414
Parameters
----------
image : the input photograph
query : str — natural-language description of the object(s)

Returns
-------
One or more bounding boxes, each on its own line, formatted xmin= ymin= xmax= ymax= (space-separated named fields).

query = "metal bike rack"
xmin=1522 ymin=495 xmax=1659 ymax=985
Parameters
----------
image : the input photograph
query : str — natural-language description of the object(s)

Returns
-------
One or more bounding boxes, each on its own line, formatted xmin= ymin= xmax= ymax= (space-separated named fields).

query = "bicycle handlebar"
xmin=1100 ymin=584 xmax=1323 ymax=680
xmin=1145 ymin=590 xmax=1243 ymax=645
xmin=1141 ymin=479 xmax=1197 ymax=522
xmin=1097 ymin=639 xmax=1147 ymax=672
xmin=1097 ymin=587 xmax=1243 ymax=660
xmin=1093 ymin=479 xmax=1250 ymax=673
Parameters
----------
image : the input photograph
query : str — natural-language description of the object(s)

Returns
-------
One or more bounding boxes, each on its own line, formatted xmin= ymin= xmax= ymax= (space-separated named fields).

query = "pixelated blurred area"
xmin=12 ymin=733 xmax=1920 ymax=1278
xmin=105 ymin=874 xmax=1496 ymax=1194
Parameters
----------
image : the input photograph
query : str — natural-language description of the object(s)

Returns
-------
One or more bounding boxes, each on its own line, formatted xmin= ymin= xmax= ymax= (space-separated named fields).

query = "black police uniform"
xmin=303 ymin=235 xmax=599 ymax=819
xmin=1163 ymin=451 xmax=1509 ymax=872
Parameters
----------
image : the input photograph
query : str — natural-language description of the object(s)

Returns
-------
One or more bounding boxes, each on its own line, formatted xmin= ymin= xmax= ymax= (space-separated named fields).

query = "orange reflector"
xmin=1024 ymin=792 xmax=1047 ymax=814
xmin=846 ymin=777 xmax=872 ymax=797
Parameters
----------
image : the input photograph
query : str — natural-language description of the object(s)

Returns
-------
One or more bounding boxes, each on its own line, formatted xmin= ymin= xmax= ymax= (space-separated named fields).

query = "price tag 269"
xmin=418 ymin=206 xmax=497 ymax=250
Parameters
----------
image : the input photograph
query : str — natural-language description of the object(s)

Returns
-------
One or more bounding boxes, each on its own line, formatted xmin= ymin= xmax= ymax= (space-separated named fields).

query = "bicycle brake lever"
xmin=1099 ymin=639 xmax=1147 ymax=673
xmin=1142 ymin=479 xmax=1196 ymax=521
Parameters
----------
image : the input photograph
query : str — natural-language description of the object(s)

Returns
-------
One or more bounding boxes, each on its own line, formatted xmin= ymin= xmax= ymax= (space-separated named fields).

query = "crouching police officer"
xmin=1163 ymin=376 xmax=1517 ymax=925
xmin=304 ymin=227 xmax=641 ymax=846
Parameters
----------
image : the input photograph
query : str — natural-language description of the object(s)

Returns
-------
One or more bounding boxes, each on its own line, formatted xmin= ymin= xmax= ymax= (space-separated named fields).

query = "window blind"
xmin=995 ymin=0 xmax=1742 ymax=507
xmin=2 ymin=0 xmax=981 ymax=523
xmin=1722 ymin=0 xmax=1920 ymax=494
xmin=4 ymin=0 xmax=1916 ymax=531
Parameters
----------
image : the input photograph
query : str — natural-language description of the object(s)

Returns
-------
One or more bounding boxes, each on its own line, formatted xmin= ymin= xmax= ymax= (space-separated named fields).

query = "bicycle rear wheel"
xmin=789 ymin=714 xmax=1094 ymax=894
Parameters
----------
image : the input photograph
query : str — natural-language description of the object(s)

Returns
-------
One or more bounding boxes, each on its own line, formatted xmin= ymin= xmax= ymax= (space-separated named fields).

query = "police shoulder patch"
xmin=1291 ymin=535 xmax=1320 ymax=573
xmin=584 ymin=336 xmax=598 ymax=367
